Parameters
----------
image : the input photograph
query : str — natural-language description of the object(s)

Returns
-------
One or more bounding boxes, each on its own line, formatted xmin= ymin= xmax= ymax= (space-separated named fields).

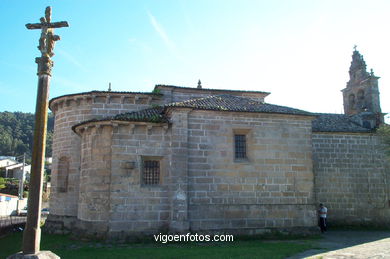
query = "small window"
xmin=142 ymin=160 xmax=160 ymax=185
xmin=234 ymin=134 xmax=247 ymax=159
xmin=57 ymin=156 xmax=69 ymax=193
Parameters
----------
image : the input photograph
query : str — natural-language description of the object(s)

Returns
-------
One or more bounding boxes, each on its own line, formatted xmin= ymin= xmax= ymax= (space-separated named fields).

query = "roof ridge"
xmin=313 ymin=112 xmax=346 ymax=116
xmin=155 ymin=84 xmax=270 ymax=94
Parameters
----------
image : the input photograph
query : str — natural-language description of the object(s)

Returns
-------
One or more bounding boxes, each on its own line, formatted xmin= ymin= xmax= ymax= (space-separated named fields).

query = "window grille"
xmin=234 ymin=134 xmax=247 ymax=159
xmin=143 ymin=160 xmax=160 ymax=185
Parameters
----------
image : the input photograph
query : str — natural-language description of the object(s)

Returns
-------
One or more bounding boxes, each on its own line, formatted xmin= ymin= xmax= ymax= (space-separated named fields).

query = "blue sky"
xmin=1 ymin=0 xmax=389 ymax=122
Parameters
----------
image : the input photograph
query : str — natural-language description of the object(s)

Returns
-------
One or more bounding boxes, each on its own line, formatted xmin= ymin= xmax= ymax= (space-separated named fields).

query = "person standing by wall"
xmin=318 ymin=203 xmax=327 ymax=233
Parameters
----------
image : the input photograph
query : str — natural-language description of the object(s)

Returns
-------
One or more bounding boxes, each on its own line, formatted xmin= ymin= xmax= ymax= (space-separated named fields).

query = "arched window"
xmin=57 ymin=156 xmax=69 ymax=193
xmin=348 ymin=94 xmax=356 ymax=109
xmin=357 ymin=89 xmax=366 ymax=110
xmin=357 ymin=89 xmax=365 ymax=100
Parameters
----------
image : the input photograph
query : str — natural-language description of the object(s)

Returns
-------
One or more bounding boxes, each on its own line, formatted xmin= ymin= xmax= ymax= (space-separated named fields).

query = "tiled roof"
xmin=72 ymin=94 xmax=313 ymax=131
xmin=166 ymin=94 xmax=313 ymax=116
xmin=71 ymin=94 xmax=379 ymax=134
xmin=71 ymin=106 xmax=168 ymax=131
xmin=113 ymin=106 xmax=168 ymax=123
xmin=312 ymin=113 xmax=373 ymax=133
xmin=155 ymin=84 xmax=270 ymax=95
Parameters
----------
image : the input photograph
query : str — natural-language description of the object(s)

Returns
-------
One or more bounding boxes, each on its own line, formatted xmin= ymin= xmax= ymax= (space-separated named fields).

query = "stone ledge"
xmin=43 ymin=215 xmax=77 ymax=235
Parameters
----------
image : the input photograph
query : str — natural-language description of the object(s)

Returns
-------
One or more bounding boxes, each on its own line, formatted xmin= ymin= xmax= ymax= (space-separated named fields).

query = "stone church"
xmin=46 ymin=49 xmax=389 ymax=239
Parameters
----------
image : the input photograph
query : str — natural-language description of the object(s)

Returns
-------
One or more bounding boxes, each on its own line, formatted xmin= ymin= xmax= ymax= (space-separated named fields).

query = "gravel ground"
xmin=287 ymin=230 xmax=390 ymax=259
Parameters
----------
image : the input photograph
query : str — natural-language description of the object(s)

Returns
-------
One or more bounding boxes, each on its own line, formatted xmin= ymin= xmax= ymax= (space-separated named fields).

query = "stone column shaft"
xmin=22 ymin=70 xmax=51 ymax=254
xmin=169 ymin=109 xmax=191 ymax=232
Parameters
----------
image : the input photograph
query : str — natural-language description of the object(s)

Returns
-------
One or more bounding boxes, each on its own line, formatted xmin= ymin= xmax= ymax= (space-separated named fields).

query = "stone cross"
xmin=353 ymin=45 xmax=357 ymax=51
xmin=8 ymin=6 xmax=68 ymax=258
xmin=26 ymin=7 xmax=69 ymax=76
xmin=26 ymin=7 xmax=68 ymax=58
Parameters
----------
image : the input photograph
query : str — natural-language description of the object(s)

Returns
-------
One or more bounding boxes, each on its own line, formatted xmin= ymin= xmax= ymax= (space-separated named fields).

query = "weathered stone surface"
xmin=48 ymin=92 xmax=164 ymax=224
xmin=46 ymin=56 xmax=389 ymax=240
xmin=313 ymin=133 xmax=390 ymax=226
xmin=186 ymin=111 xmax=316 ymax=230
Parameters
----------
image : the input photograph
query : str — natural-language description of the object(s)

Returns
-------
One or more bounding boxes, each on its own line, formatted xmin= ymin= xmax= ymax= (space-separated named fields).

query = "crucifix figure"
xmin=26 ymin=7 xmax=68 ymax=75
xmin=8 ymin=7 xmax=68 ymax=258
xmin=353 ymin=44 xmax=358 ymax=51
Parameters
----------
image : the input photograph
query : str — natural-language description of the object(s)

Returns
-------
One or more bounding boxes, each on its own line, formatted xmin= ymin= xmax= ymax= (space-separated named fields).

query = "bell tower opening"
xmin=342 ymin=47 xmax=382 ymax=117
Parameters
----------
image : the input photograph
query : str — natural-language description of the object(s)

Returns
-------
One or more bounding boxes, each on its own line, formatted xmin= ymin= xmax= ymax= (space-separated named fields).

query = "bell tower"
xmin=342 ymin=47 xmax=382 ymax=116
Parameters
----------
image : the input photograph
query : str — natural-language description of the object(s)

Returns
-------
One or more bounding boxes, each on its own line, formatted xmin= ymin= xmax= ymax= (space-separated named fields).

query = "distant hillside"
xmin=0 ymin=111 xmax=54 ymax=159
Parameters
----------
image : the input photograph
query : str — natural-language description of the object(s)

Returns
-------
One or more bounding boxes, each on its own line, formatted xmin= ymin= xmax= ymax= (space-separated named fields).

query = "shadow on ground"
xmin=287 ymin=230 xmax=390 ymax=259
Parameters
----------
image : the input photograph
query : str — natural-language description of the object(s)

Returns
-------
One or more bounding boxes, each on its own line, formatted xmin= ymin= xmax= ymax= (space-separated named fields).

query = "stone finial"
xmin=197 ymin=79 xmax=202 ymax=89
xmin=370 ymin=68 xmax=374 ymax=76
xmin=108 ymin=82 xmax=112 ymax=92
xmin=349 ymin=47 xmax=368 ymax=81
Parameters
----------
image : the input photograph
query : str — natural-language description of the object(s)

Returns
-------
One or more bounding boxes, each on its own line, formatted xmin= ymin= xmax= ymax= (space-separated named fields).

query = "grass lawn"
xmin=1 ymin=232 xmax=314 ymax=259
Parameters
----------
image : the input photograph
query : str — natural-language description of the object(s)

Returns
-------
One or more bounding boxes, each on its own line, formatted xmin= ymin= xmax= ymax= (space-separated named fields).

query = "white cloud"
xmin=57 ymin=49 xmax=89 ymax=73
xmin=147 ymin=10 xmax=176 ymax=51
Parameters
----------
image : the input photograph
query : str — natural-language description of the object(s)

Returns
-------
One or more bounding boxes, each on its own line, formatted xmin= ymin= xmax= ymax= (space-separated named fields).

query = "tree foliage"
xmin=0 ymin=177 xmax=5 ymax=189
xmin=0 ymin=111 xmax=54 ymax=159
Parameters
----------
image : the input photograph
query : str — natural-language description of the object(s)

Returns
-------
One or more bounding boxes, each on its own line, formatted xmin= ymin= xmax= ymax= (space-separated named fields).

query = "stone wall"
xmin=49 ymin=97 xmax=91 ymax=218
xmin=55 ymin=109 xmax=318 ymax=238
xmin=107 ymin=122 xmax=172 ymax=239
xmin=186 ymin=111 xmax=317 ymax=233
xmin=77 ymin=125 xmax=112 ymax=237
xmin=312 ymin=132 xmax=390 ymax=226
xmin=48 ymin=92 xmax=162 ymax=220
xmin=70 ymin=111 xmax=195 ymax=238
xmin=46 ymin=87 xmax=390 ymax=238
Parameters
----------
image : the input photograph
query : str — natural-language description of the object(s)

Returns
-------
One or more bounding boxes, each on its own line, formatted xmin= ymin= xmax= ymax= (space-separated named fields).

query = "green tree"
xmin=0 ymin=177 xmax=6 ymax=189
xmin=0 ymin=111 xmax=54 ymax=158
xmin=0 ymin=128 xmax=13 ymax=155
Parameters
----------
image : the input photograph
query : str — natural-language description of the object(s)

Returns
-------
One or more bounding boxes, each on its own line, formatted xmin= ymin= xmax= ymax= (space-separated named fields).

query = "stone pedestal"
xmin=7 ymin=251 xmax=60 ymax=259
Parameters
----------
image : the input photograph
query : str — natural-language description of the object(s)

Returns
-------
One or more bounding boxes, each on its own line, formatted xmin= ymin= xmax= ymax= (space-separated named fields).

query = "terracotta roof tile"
xmin=113 ymin=106 xmax=168 ymax=123
xmin=312 ymin=113 xmax=373 ymax=132
xmin=72 ymin=94 xmax=314 ymax=131
xmin=166 ymin=94 xmax=313 ymax=116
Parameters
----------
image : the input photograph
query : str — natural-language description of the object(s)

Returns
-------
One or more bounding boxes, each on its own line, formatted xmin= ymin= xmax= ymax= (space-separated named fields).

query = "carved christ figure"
xmin=38 ymin=17 xmax=47 ymax=55
xmin=37 ymin=7 xmax=61 ymax=57
xmin=46 ymin=31 xmax=60 ymax=57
